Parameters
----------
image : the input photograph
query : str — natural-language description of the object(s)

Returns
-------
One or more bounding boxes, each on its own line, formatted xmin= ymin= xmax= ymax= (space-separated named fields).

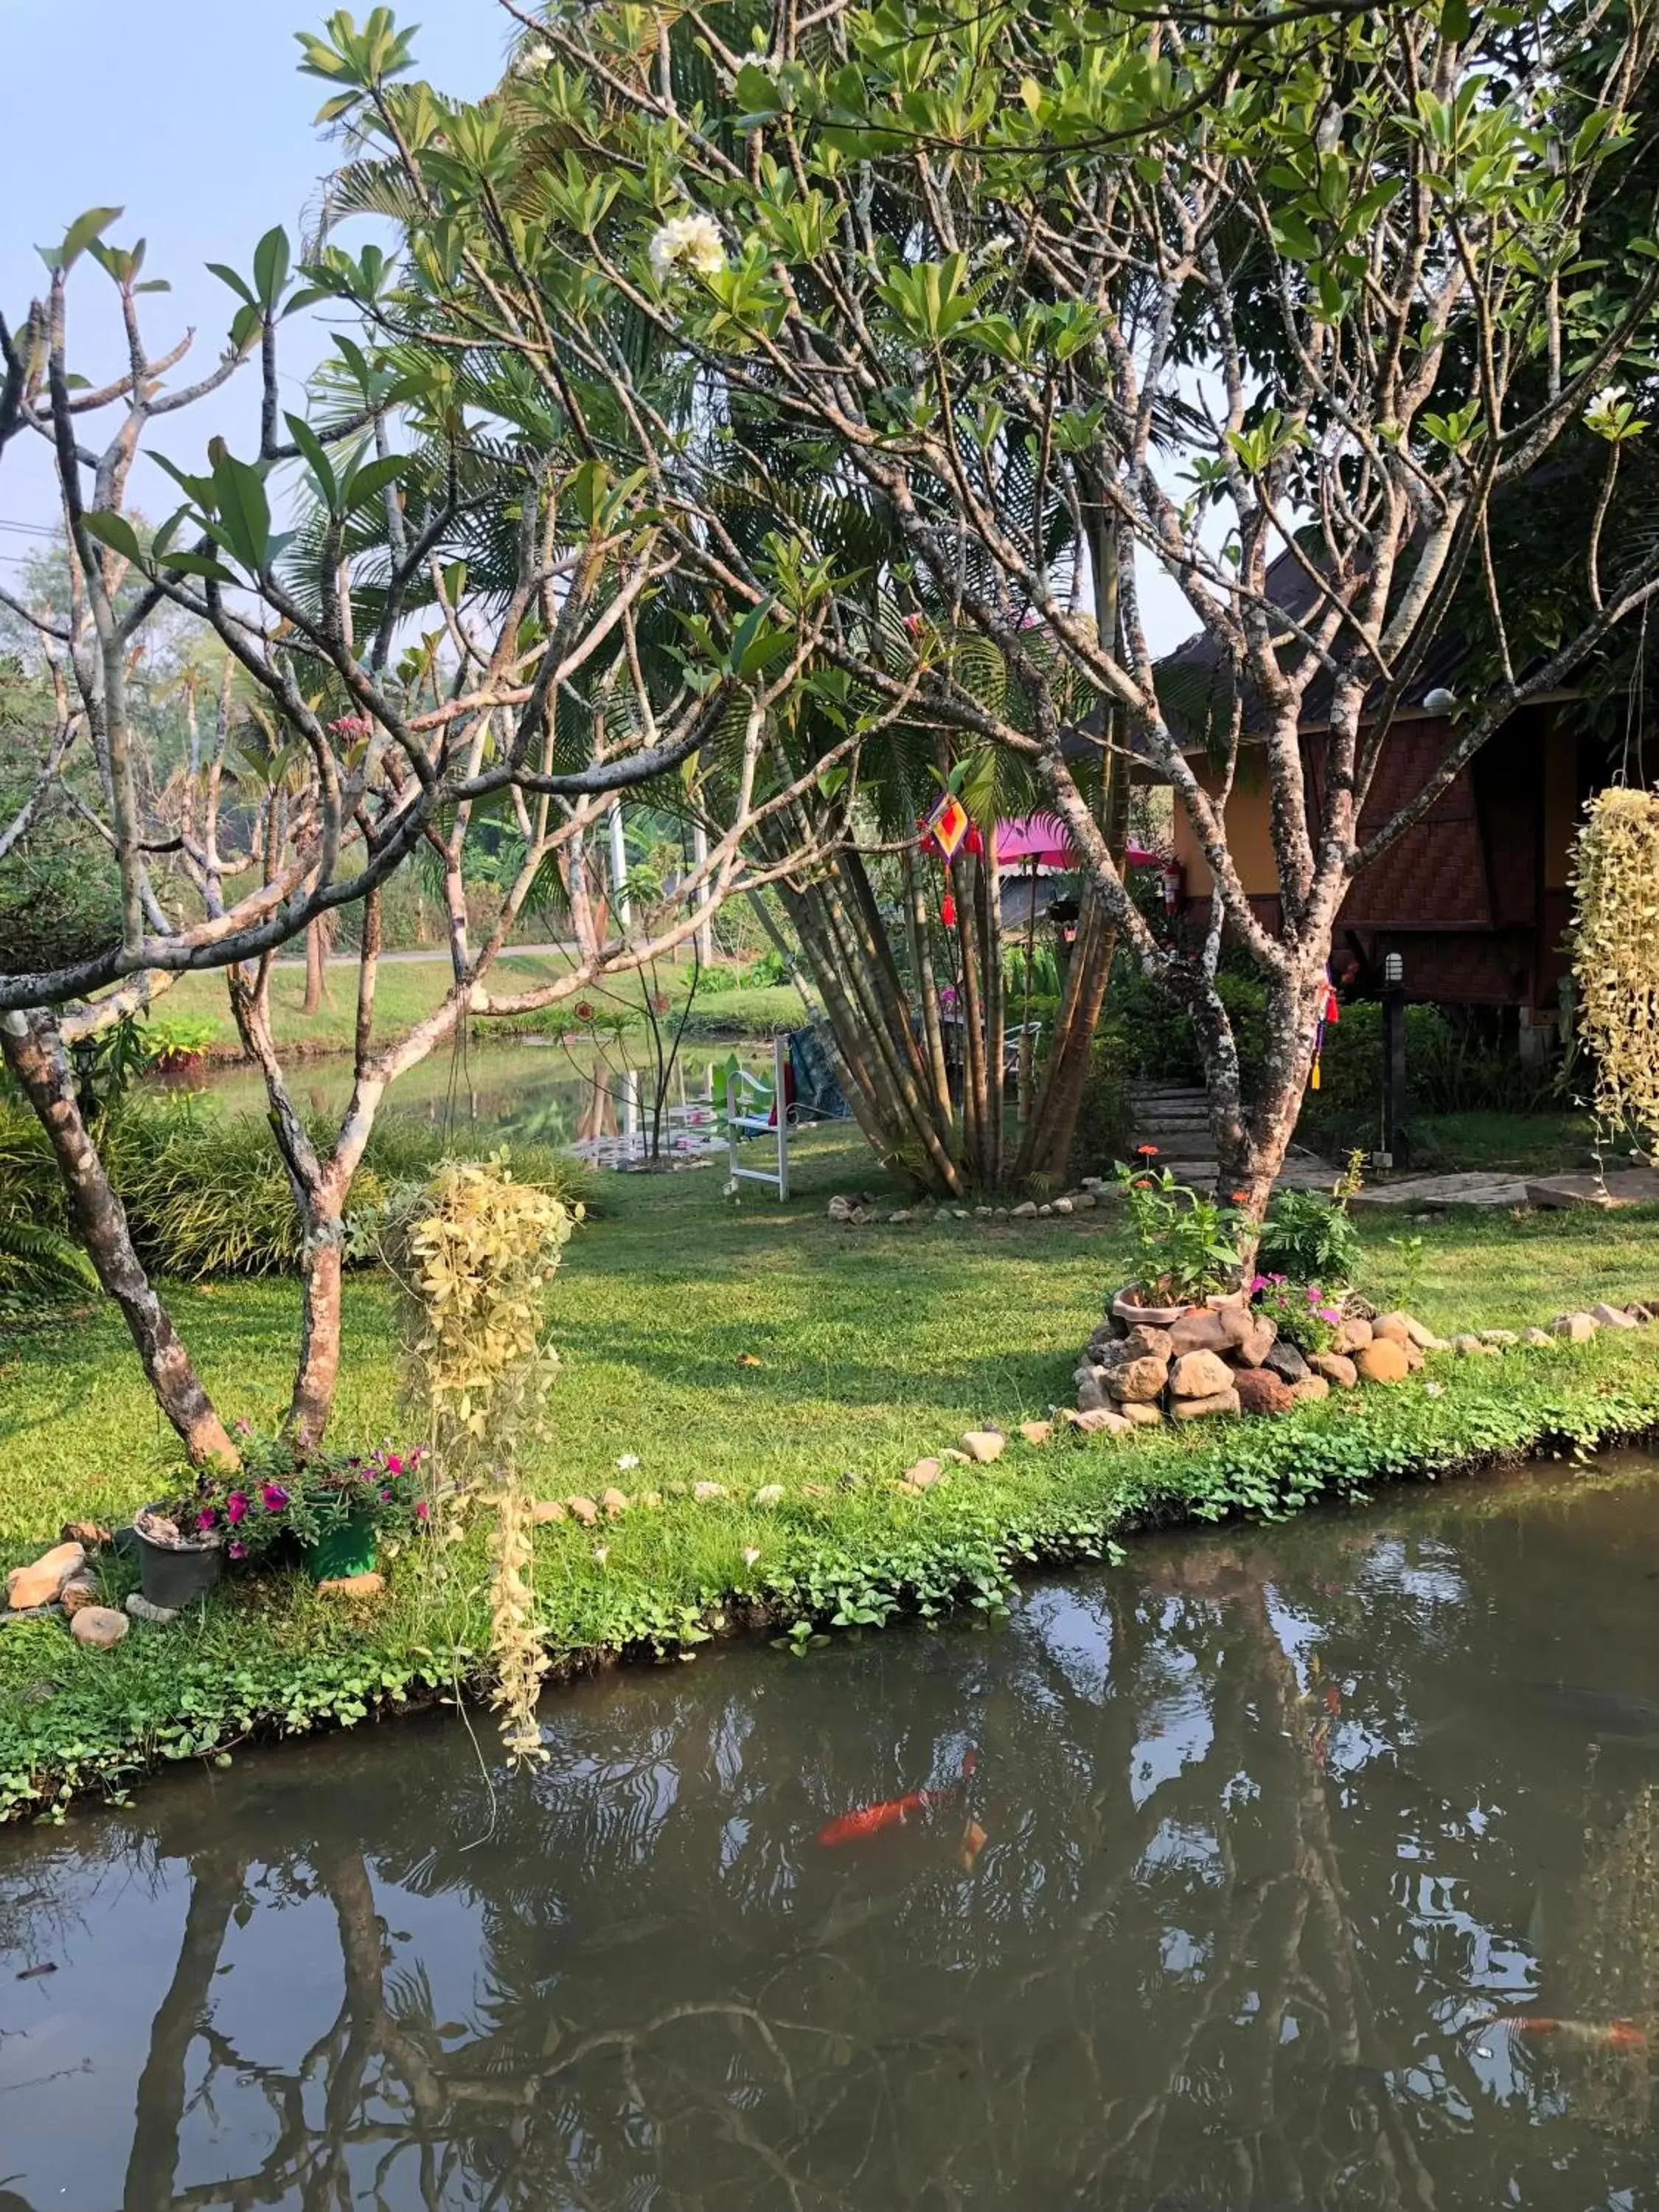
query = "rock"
xmin=1524 ymin=1327 xmax=1554 ymax=1348
xmin=1106 ymin=1354 xmax=1172 ymax=1405
xmin=1051 ymin=1197 xmax=1074 ymax=1216
xmin=1011 ymin=1200 xmax=1038 ymax=1220
xmin=318 ymin=1573 xmax=385 ymax=1599
xmin=1354 ymin=1338 xmax=1410 ymax=1385
xmin=125 ymin=1592 xmax=178 ymax=1626
xmin=1630 ymin=1303 xmax=1655 ymax=1324
xmin=1263 ymin=1338 xmax=1309 ymax=1385
xmin=1018 ymin=1420 xmax=1053 ymax=1446
xmin=70 ymin=1605 xmax=129 ymax=1649
xmin=827 ymin=1196 xmax=855 ymax=1222
xmin=1231 ymin=1314 xmax=1279 ymax=1368
xmin=1402 ymin=1340 xmax=1425 ymax=1371
xmin=1399 ymin=1315 xmax=1438 ymax=1349
xmin=532 ymin=1499 xmax=568 ymax=1524
xmin=60 ymin=1521 xmax=112 ymax=1549
xmin=0 ymin=1604 xmax=58 ymax=1625
xmin=975 ymin=1206 xmax=993 ymax=1218
xmin=753 ymin=1484 xmax=786 ymax=1506
xmin=567 ymin=1495 xmax=601 ymax=1524
xmin=1554 ymin=1311 xmax=1599 ymax=1343
xmin=1169 ymin=1350 xmax=1236 ymax=1400
xmin=1080 ymin=1175 xmax=1104 ymax=1189
xmin=1371 ymin=1314 xmax=1412 ymax=1347
xmin=1074 ymin=1407 xmax=1131 ymax=1435
xmin=1290 ymin=1375 xmax=1331 ymax=1405
xmin=959 ymin=1430 xmax=1006 ymax=1464
xmin=1172 ymin=1388 xmax=1241 ymax=1422
xmin=1592 ymin=1301 xmax=1639 ymax=1329
xmin=1336 ymin=1316 xmax=1374 ymax=1353
xmin=5 ymin=1543 xmax=85 ymax=1613
xmin=1311 ymin=1352 xmax=1359 ymax=1389
xmin=887 ymin=1209 xmax=912 ymax=1224
xmin=601 ymin=1487 xmax=630 ymax=1517
xmin=1168 ymin=1307 xmax=1233 ymax=1357
xmin=1478 ymin=1329 xmax=1518 ymax=1347
xmin=58 ymin=1576 xmax=100 ymax=1616
xmin=692 ymin=1481 xmax=726 ymax=1503
xmin=1074 ymin=1191 xmax=1097 ymax=1209
xmin=1076 ymin=1372 xmax=1109 ymax=1413
xmin=1119 ymin=1324 xmax=1175 ymax=1363
xmin=1452 ymin=1333 xmax=1498 ymax=1357
xmin=1037 ymin=1204 xmax=1054 ymax=1219
xmin=1233 ymin=1368 xmax=1295 ymax=1416
xmin=905 ymin=1458 xmax=943 ymax=1486
xmin=1117 ymin=1401 xmax=1164 ymax=1427
xmin=942 ymin=1448 xmax=973 ymax=1464
xmin=641 ymin=1491 xmax=664 ymax=1509
xmin=952 ymin=1208 xmax=970 ymax=1220
xmin=993 ymin=1207 xmax=1009 ymax=1221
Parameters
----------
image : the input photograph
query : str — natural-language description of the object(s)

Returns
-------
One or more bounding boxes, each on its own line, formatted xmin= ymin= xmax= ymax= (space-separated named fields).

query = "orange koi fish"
xmin=1484 ymin=2016 xmax=1647 ymax=2053
xmin=818 ymin=1750 xmax=976 ymax=1848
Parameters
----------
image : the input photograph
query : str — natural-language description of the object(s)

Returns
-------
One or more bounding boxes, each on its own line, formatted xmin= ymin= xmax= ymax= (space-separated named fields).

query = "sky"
xmin=0 ymin=0 xmax=506 ymax=574
xmin=0 ymin=0 xmax=1196 ymax=655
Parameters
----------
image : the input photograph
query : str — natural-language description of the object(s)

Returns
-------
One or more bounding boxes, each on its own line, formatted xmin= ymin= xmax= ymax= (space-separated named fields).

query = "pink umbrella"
xmin=995 ymin=815 xmax=1157 ymax=869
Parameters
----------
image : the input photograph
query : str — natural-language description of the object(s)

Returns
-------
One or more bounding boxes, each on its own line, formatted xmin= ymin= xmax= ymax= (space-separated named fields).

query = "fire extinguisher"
xmin=1161 ymin=858 xmax=1186 ymax=914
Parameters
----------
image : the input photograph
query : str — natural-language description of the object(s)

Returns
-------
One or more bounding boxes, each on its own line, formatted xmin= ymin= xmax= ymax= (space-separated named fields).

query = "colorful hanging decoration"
xmin=1309 ymin=970 xmax=1340 ymax=1091
xmin=925 ymin=792 xmax=971 ymax=861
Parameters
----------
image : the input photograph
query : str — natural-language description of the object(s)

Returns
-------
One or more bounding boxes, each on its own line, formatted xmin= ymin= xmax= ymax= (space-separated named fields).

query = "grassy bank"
xmin=144 ymin=961 xmax=804 ymax=1060
xmin=5 ymin=1130 xmax=1659 ymax=1821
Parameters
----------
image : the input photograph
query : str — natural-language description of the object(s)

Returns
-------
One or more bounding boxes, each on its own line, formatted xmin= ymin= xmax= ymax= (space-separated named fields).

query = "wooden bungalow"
xmin=1158 ymin=551 xmax=1600 ymax=1042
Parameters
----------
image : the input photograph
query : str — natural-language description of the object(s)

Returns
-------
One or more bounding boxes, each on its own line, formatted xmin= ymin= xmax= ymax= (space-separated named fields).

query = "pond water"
xmin=8 ymin=1458 xmax=1659 ymax=2208
xmin=180 ymin=1038 xmax=770 ymax=1171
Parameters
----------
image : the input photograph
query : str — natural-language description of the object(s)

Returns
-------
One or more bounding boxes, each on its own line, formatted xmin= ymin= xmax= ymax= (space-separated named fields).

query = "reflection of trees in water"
xmin=57 ymin=1528 xmax=1659 ymax=2209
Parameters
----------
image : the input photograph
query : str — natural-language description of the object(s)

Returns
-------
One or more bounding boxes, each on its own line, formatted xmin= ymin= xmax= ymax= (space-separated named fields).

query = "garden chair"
xmin=716 ymin=1029 xmax=852 ymax=1200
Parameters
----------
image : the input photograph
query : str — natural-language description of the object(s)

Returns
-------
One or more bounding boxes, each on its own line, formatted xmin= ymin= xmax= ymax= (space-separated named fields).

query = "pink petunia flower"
xmin=384 ymin=1454 xmax=403 ymax=1476
xmin=196 ymin=1509 xmax=218 ymax=1532
xmin=226 ymin=1492 xmax=248 ymax=1524
xmin=262 ymin=1482 xmax=291 ymax=1513
xmin=415 ymin=1500 xmax=430 ymax=1523
xmin=229 ymin=1540 xmax=248 ymax=1560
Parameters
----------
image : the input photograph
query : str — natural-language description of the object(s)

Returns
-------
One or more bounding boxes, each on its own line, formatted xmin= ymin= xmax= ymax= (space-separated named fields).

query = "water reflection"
xmin=7 ymin=1461 xmax=1659 ymax=2206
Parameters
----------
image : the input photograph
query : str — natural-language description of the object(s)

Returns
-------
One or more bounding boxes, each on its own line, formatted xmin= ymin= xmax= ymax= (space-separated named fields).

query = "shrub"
xmin=0 ymin=1093 xmax=593 ymax=1282
xmin=1250 ymin=1273 xmax=1346 ymax=1354
xmin=1069 ymin=1039 xmax=1134 ymax=1175
xmin=1254 ymin=1188 xmax=1362 ymax=1287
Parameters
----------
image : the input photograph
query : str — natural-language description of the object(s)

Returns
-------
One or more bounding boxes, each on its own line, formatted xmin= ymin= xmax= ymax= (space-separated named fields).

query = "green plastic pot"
xmin=303 ymin=1515 xmax=379 ymax=1584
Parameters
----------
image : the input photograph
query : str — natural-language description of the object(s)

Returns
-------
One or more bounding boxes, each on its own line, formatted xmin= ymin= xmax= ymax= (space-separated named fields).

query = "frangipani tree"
xmin=313 ymin=0 xmax=1659 ymax=1216
xmin=0 ymin=199 xmax=850 ymax=1453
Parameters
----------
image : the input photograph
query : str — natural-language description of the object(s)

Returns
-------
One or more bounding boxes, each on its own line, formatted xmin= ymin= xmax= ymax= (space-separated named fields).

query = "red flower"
xmin=415 ymin=1500 xmax=431 ymax=1523
xmin=575 ymin=1001 xmax=595 ymax=1022
xmin=384 ymin=1453 xmax=403 ymax=1476
xmin=262 ymin=1482 xmax=291 ymax=1513
xmin=1136 ymin=1144 xmax=1160 ymax=1158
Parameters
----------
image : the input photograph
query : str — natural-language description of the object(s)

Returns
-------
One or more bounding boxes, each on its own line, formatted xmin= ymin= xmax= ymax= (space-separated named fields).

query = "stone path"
xmin=1127 ymin=1085 xmax=1334 ymax=1192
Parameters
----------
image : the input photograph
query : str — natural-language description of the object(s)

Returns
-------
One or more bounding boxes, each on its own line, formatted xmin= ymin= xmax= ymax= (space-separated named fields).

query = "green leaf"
xmin=159 ymin=549 xmax=240 ymax=585
xmin=209 ymin=453 xmax=272 ymax=574
xmin=1441 ymin=0 xmax=1472 ymax=38
xmin=81 ymin=510 xmax=145 ymax=567
xmin=284 ymin=411 xmax=340 ymax=512
xmin=252 ymin=226 xmax=291 ymax=310
xmin=48 ymin=206 xmax=123 ymax=274
xmin=341 ymin=451 xmax=406 ymax=512
xmin=206 ymin=261 xmax=257 ymax=308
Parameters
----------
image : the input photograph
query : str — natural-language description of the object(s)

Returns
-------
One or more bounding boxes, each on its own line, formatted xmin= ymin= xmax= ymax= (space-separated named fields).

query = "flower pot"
xmin=1110 ymin=1284 xmax=1248 ymax=1331
xmin=304 ymin=1515 xmax=379 ymax=1584
xmin=133 ymin=1510 xmax=223 ymax=1610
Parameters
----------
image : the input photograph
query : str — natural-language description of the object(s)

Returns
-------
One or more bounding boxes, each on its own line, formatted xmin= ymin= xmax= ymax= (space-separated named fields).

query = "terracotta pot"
xmin=1110 ymin=1284 xmax=1248 ymax=1331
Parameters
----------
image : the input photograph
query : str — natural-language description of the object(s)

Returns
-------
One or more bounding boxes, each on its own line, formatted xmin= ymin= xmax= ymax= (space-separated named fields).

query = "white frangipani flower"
xmin=648 ymin=212 xmax=726 ymax=284
xmin=1588 ymin=383 xmax=1630 ymax=416
xmin=514 ymin=41 xmax=554 ymax=76
xmin=616 ymin=1453 xmax=640 ymax=1471
xmin=742 ymin=1546 xmax=761 ymax=1568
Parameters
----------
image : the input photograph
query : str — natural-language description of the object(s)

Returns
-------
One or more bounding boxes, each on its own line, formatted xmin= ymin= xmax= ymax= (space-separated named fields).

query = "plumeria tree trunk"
xmin=1 ymin=1006 xmax=239 ymax=1467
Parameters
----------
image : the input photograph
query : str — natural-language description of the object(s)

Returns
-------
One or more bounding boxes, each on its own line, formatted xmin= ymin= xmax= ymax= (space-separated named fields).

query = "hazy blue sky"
xmin=0 ymin=0 xmax=505 ymax=567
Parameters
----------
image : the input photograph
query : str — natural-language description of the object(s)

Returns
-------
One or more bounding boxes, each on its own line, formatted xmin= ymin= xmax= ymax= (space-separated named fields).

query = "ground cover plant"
xmin=5 ymin=1127 xmax=1659 ymax=1820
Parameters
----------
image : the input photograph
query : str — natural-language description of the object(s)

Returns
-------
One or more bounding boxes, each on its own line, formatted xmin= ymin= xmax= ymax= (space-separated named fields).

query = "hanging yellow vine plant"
xmin=392 ymin=1155 xmax=580 ymax=1765
xmin=1569 ymin=787 xmax=1659 ymax=1147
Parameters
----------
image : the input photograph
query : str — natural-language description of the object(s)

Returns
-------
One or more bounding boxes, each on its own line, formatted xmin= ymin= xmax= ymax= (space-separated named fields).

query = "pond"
xmin=7 ymin=1458 xmax=1659 ymax=2208
xmin=180 ymin=1038 xmax=771 ymax=1171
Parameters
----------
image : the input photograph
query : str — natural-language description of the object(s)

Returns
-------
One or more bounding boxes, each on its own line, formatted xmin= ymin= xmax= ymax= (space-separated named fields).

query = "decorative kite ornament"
xmin=922 ymin=791 xmax=973 ymax=928
xmin=1309 ymin=972 xmax=1340 ymax=1093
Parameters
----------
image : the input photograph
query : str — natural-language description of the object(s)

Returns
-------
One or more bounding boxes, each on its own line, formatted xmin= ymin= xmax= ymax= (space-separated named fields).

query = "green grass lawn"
xmin=7 ymin=1127 xmax=1659 ymax=1820
xmin=147 ymin=960 xmax=805 ymax=1060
